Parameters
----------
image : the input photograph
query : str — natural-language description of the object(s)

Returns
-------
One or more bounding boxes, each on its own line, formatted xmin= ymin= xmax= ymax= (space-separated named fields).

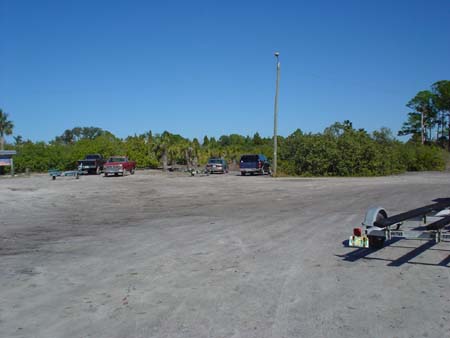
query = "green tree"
xmin=398 ymin=112 xmax=422 ymax=140
xmin=80 ymin=127 xmax=105 ymax=139
xmin=433 ymin=80 xmax=450 ymax=113
xmin=253 ymin=132 xmax=263 ymax=145
xmin=54 ymin=129 xmax=75 ymax=144
xmin=190 ymin=138 xmax=201 ymax=166
xmin=123 ymin=134 xmax=158 ymax=168
xmin=153 ymin=131 xmax=185 ymax=170
xmin=403 ymin=90 xmax=437 ymax=143
xmin=202 ymin=136 xmax=209 ymax=147
xmin=145 ymin=130 xmax=153 ymax=157
xmin=54 ymin=126 xmax=105 ymax=144
xmin=219 ymin=135 xmax=231 ymax=147
xmin=0 ymin=109 xmax=14 ymax=150
xmin=13 ymin=135 xmax=23 ymax=146
xmin=432 ymin=80 xmax=450 ymax=149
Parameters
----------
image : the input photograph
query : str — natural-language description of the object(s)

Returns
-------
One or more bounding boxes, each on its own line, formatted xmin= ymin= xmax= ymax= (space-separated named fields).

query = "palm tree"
xmin=13 ymin=135 xmax=23 ymax=146
xmin=153 ymin=132 xmax=171 ymax=171
xmin=0 ymin=109 xmax=14 ymax=150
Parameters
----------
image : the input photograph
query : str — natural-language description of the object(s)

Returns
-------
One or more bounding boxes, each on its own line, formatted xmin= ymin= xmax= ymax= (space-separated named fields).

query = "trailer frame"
xmin=48 ymin=166 xmax=88 ymax=180
xmin=349 ymin=198 xmax=450 ymax=249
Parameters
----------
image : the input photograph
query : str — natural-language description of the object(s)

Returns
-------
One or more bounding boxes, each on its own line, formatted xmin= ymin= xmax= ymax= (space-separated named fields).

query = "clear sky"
xmin=1 ymin=0 xmax=450 ymax=142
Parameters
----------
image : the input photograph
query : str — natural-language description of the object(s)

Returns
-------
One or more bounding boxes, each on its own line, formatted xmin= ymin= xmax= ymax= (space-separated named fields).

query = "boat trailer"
xmin=48 ymin=165 xmax=88 ymax=180
xmin=349 ymin=198 xmax=450 ymax=249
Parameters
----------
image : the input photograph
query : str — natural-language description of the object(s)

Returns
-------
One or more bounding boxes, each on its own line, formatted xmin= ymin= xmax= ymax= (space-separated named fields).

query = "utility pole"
xmin=421 ymin=111 xmax=424 ymax=145
xmin=273 ymin=52 xmax=280 ymax=176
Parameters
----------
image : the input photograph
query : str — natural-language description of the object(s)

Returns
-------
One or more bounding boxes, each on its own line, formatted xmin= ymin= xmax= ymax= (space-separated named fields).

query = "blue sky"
xmin=1 ymin=0 xmax=450 ymax=142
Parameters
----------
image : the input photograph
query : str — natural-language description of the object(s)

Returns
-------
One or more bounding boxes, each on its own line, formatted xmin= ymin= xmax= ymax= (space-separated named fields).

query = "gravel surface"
xmin=1 ymin=170 xmax=449 ymax=338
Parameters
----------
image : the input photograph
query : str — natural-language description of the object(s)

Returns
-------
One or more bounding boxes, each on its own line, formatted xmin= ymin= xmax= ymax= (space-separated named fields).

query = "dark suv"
xmin=239 ymin=154 xmax=270 ymax=176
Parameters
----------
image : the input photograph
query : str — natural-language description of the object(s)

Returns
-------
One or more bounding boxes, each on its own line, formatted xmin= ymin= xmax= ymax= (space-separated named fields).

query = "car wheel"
xmin=241 ymin=172 xmax=245 ymax=176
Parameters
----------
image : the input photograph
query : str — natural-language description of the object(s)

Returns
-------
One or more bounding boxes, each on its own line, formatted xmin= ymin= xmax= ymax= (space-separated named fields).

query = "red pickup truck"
xmin=103 ymin=156 xmax=136 ymax=177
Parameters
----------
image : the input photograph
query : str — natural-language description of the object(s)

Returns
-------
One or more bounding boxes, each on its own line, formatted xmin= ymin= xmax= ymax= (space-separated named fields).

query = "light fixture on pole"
xmin=273 ymin=52 xmax=280 ymax=177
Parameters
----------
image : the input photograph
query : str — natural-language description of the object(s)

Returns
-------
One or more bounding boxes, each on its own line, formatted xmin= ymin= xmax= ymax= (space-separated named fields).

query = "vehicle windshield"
xmin=86 ymin=155 xmax=100 ymax=160
xmin=108 ymin=157 xmax=126 ymax=162
xmin=241 ymin=155 xmax=259 ymax=162
xmin=208 ymin=159 xmax=223 ymax=164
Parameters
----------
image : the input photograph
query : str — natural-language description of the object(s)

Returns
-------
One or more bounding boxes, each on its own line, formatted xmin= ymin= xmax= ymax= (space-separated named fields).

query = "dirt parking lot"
xmin=0 ymin=171 xmax=449 ymax=338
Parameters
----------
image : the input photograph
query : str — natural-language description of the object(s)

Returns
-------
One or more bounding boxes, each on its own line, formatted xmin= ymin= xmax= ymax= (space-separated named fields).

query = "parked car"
xmin=240 ymin=154 xmax=270 ymax=176
xmin=103 ymin=156 xmax=136 ymax=177
xmin=205 ymin=158 xmax=228 ymax=174
xmin=77 ymin=154 xmax=105 ymax=175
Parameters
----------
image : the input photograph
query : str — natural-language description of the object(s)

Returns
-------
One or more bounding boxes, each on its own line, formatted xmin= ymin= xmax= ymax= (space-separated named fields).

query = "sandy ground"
xmin=0 ymin=170 xmax=449 ymax=338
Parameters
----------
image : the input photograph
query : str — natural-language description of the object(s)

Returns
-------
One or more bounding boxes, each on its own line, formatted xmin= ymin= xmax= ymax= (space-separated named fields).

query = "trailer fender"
xmin=363 ymin=207 xmax=388 ymax=237
xmin=435 ymin=209 xmax=450 ymax=217
xmin=362 ymin=207 xmax=388 ymax=249
xmin=363 ymin=207 xmax=387 ymax=227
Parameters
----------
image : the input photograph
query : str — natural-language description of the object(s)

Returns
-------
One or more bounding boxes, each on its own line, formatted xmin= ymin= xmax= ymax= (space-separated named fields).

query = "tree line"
xmin=1 ymin=121 xmax=444 ymax=176
xmin=1 ymin=79 xmax=449 ymax=177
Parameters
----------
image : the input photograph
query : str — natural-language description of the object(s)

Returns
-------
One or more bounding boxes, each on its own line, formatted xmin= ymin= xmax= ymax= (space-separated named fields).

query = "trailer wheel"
xmin=368 ymin=210 xmax=387 ymax=249
xmin=368 ymin=235 xmax=385 ymax=249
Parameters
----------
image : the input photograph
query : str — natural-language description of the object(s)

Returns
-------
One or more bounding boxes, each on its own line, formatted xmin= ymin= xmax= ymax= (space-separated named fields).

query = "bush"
xmin=280 ymin=122 xmax=445 ymax=176
xmin=402 ymin=144 xmax=445 ymax=171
